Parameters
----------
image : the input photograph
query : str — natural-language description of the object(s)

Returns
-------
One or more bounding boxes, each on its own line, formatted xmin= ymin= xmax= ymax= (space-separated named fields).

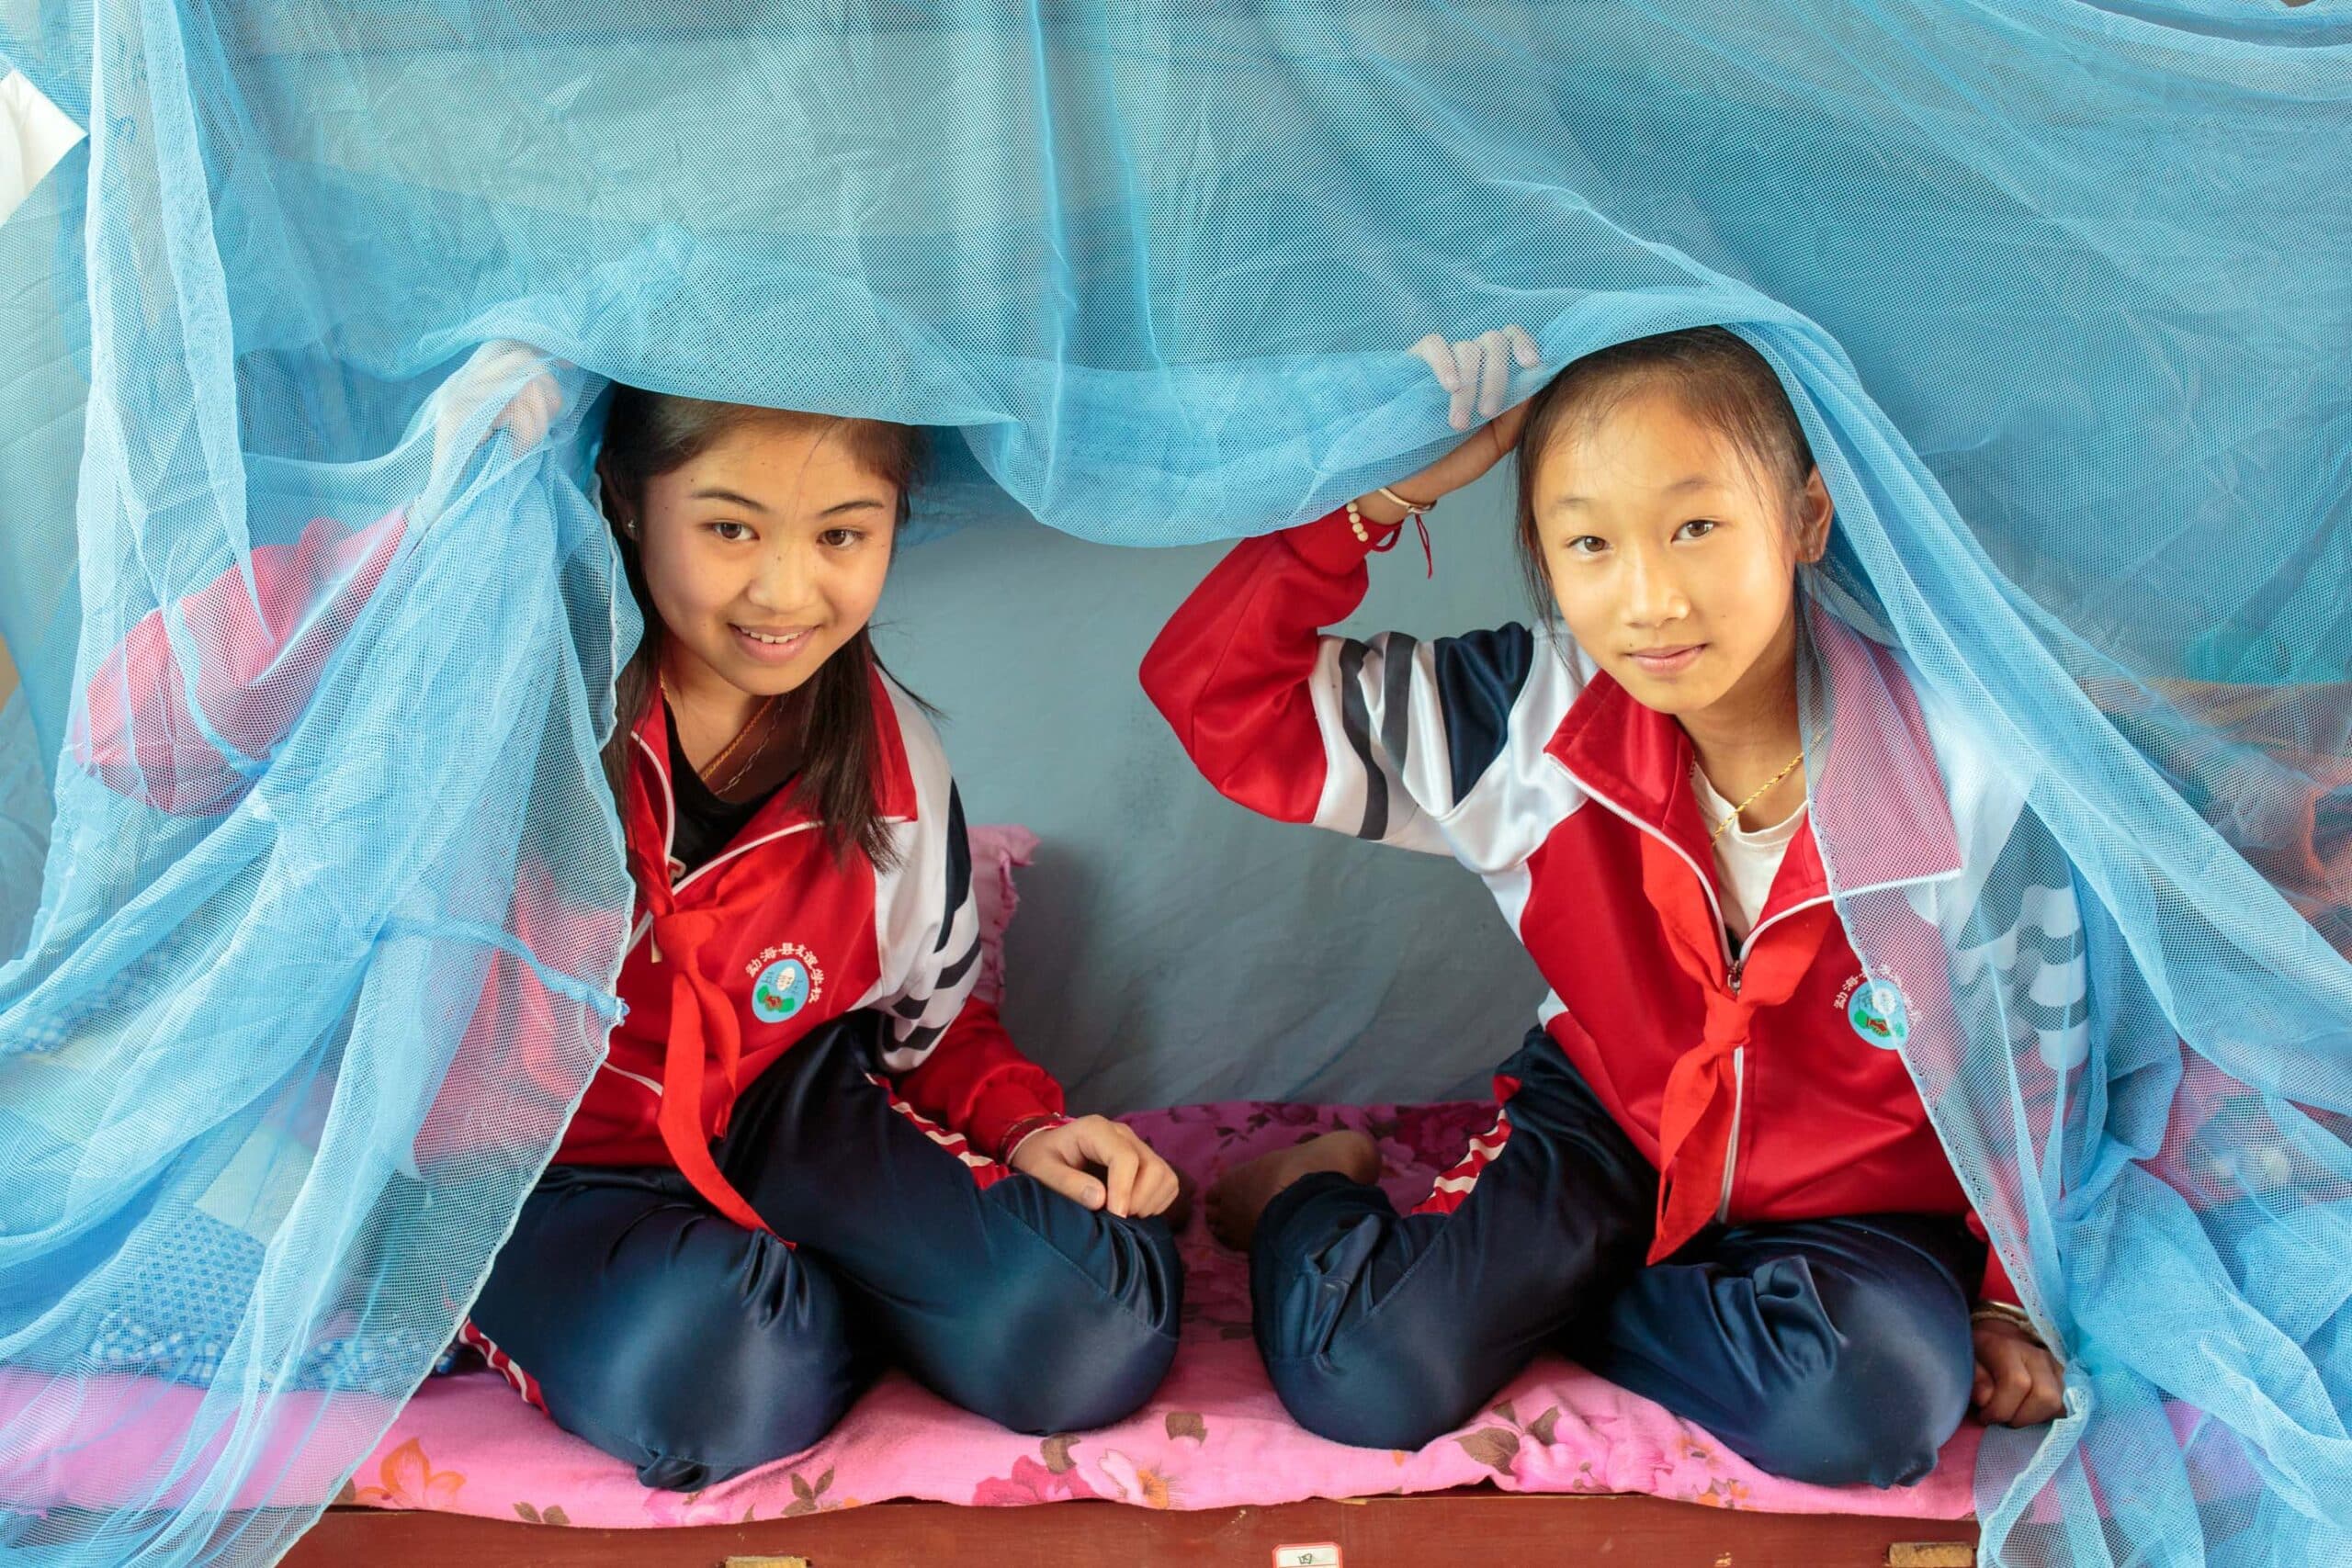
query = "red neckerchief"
xmin=1639 ymin=832 xmax=1837 ymax=1264
xmin=626 ymin=702 xmax=773 ymax=1236
xmin=617 ymin=665 xmax=919 ymax=1236
xmin=640 ymin=895 xmax=769 ymax=1235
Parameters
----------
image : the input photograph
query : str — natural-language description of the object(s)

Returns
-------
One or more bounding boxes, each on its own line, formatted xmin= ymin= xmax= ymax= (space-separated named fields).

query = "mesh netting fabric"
xmin=1 ymin=4 xmax=2346 ymax=1564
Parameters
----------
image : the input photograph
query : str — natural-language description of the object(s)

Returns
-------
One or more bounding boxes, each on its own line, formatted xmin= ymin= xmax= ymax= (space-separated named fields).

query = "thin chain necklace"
xmin=662 ymin=677 xmax=776 ymax=796
xmin=709 ymin=713 xmax=786 ymax=796
xmin=1701 ymin=732 xmax=1820 ymax=842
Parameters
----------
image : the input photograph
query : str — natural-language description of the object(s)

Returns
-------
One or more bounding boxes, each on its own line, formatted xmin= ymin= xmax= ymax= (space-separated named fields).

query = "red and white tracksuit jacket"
xmin=577 ymin=671 xmax=1063 ymax=1231
xmin=1143 ymin=507 xmax=2026 ymax=1303
xmin=73 ymin=510 xmax=1065 ymax=1235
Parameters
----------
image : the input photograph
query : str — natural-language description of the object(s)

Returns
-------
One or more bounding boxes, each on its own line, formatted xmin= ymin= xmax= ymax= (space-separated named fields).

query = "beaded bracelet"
xmin=1346 ymin=486 xmax=1436 ymax=543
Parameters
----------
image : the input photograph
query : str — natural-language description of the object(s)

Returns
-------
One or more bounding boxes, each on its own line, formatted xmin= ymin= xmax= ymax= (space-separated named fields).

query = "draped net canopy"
xmin=1 ymin=4 xmax=2346 ymax=1565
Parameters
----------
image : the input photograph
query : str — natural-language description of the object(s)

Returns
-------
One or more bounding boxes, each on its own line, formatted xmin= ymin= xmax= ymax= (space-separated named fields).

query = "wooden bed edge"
xmin=288 ymin=1488 xmax=1981 ymax=1566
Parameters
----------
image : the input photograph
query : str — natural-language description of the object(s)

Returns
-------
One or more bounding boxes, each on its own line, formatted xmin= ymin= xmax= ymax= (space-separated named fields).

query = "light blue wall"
xmin=877 ymin=467 xmax=1548 ymax=1113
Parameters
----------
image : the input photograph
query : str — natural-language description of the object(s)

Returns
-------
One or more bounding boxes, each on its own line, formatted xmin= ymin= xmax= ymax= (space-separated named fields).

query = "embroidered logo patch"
xmin=747 ymin=942 xmax=824 ymax=1023
xmin=1838 ymin=974 xmax=1911 ymax=1048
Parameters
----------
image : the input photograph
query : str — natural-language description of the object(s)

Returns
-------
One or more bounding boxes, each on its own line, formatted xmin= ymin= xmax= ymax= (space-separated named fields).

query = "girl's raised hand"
xmin=415 ymin=341 xmax=570 ymax=526
xmin=1360 ymin=327 xmax=1544 ymax=525
xmin=1413 ymin=325 xmax=1543 ymax=432
xmin=1009 ymin=1115 xmax=1183 ymax=1220
xmin=427 ymin=341 xmax=566 ymax=475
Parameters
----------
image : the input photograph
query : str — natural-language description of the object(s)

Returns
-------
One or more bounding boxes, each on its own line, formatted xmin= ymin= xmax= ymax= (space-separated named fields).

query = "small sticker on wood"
xmin=1887 ymin=1544 xmax=1975 ymax=1568
xmin=1273 ymin=1545 xmax=1343 ymax=1568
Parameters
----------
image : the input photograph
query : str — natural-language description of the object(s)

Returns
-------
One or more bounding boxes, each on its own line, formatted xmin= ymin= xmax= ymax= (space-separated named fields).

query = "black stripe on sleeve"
xmin=1379 ymin=633 xmax=1419 ymax=786
xmin=1337 ymin=639 xmax=1390 ymax=841
xmin=934 ymin=783 xmax=972 ymax=952
xmin=935 ymin=938 xmax=981 ymax=992
xmin=891 ymin=942 xmax=978 ymax=1021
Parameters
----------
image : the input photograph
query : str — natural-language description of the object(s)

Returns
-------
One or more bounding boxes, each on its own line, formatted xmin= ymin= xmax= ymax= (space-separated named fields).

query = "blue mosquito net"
xmin=2 ymin=3 xmax=2346 ymax=1565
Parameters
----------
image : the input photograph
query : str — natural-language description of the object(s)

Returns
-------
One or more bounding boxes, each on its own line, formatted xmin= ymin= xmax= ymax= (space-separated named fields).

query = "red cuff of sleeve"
xmin=997 ymin=1111 xmax=1073 ymax=1164
xmin=965 ymin=1073 xmax=1066 ymax=1162
xmin=1283 ymin=506 xmax=1401 ymax=576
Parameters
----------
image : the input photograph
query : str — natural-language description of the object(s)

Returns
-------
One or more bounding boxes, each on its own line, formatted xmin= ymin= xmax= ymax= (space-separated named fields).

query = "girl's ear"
xmin=1794 ymin=468 xmax=1834 ymax=564
xmin=596 ymin=457 xmax=636 ymax=539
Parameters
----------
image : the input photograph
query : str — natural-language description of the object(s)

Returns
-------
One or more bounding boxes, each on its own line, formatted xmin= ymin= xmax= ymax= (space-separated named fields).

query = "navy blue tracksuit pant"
xmin=469 ymin=1017 xmax=1182 ymax=1489
xmin=1253 ymin=1031 xmax=1979 ymax=1488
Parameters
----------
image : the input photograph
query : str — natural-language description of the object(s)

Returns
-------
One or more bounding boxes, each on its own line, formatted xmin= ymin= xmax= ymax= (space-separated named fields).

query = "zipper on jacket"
xmin=1717 ymin=1047 xmax=1746 ymax=1223
xmin=1547 ymin=762 xmax=1736 ymax=972
xmin=1715 ymin=952 xmax=1757 ymax=1220
xmin=636 ymin=728 xmax=920 ymax=902
xmin=1550 ymin=760 xmax=1754 ymax=1225
xmin=674 ymin=820 xmax=824 ymax=895
xmin=1717 ymin=890 xmax=1846 ymax=1199
xmin=1735 ymin=898 xmax=1834 ymax=967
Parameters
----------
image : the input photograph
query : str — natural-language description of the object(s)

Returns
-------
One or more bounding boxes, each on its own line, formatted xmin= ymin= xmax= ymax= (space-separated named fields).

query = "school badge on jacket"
xmin=748 ymin=942 xmax=825 ymax=1023
xmin=1838 ymin=973 xmax=1912 ymax=1049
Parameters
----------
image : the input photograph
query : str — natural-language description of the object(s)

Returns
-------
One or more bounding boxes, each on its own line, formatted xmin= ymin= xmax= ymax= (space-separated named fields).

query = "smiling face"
xmin=1528 ymin=384 xmax=1830 ymax=718
xmin=629 ymin=417 xmax=899 ymax=704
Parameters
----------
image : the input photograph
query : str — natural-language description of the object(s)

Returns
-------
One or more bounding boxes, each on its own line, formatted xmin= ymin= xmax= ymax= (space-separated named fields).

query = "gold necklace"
xmin=662 ymin=678 xmax=775 ymax=790
xmin=709 ymin=712 xmax=784 ymax=796
xmin=1702 ymin=735 xmax=1818 ymax=842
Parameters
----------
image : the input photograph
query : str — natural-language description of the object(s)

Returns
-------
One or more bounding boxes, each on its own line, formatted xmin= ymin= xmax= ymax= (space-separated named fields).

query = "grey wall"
xmin=876 ymin=468 xmax=1547 ymax=1114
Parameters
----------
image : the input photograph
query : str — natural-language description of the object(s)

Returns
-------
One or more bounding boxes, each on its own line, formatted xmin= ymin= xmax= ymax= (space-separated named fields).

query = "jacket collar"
xmin=1794 ymin=601 xmax=1964 ymax=894
xmin=625 ymin=662 xmax=918 ymax=891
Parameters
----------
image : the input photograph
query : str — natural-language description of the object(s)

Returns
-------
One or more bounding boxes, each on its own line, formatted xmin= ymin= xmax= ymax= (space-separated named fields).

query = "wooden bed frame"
xmin=286 ymin=1490 xmax=1980 ymax=1566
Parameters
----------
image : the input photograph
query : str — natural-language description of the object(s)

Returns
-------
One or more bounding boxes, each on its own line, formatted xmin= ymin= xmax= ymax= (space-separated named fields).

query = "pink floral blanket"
xmin=339 ymin=1099 xmax=1978 ymax=1526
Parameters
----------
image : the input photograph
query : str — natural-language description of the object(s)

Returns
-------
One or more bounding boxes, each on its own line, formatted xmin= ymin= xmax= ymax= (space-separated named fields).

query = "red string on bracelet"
xmin=1369 ymin=511 xmax=1436 ymax=578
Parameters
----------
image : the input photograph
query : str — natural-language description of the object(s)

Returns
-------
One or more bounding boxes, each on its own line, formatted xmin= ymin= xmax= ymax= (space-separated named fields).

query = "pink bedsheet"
xmin=339 ymin=1099 xmax=1979 ymax=1526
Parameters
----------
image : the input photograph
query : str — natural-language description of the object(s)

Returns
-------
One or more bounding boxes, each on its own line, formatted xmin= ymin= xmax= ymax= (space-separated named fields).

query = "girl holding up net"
xmin=74 ymin=348 xmax=1185 ymax=1489
xmin=1143 ymin=325 xmax=2065 ymax=1486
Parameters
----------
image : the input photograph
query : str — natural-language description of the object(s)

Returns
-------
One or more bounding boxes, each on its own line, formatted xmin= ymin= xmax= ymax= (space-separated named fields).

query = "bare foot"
xmin=1206 ymin=1131 xmax=1381 ymax=1252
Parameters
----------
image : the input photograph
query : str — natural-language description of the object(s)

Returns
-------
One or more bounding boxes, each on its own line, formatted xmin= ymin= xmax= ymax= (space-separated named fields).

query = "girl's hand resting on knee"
xmin=1972 ymin=1316 xmax=2065 ymax=1426
xmin=1009 ymin=1116 xmax=1182 ymax=1219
